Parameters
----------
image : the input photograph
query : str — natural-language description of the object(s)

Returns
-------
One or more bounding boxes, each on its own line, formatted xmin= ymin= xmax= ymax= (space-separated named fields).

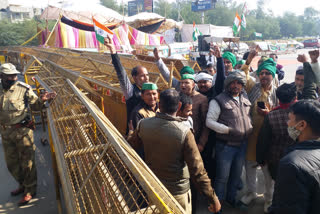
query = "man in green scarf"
xmin=222 ymin=51 xmax=237 ymax=74
xmin=256 ymin=58 xmax=277 ymax=76
xmin=240 ymin=51 xmax=279 ymax=213
xmin=129 ymin=82 xmax=159 ymax=130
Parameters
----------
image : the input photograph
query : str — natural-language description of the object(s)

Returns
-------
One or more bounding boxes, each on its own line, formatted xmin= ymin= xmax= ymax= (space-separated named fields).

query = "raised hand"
xmin=309 ymin=50 xmax=319 ymax=63
xmin=246 ymin=46 xmax=259 ymax=65
xmin=211 ymin=45 xmax=221 ymax=58
xmin=104 ymin=35 xmax=116 ymax=54
xmin=153 ymin=48 xmax=160 ymax=61
xmin=297 ymin=54 xmax=308 ymax=63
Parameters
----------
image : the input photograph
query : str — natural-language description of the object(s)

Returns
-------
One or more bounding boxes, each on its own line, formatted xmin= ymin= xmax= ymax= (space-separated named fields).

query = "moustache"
xmin=230 ymin=87 xmax=240 ymax=91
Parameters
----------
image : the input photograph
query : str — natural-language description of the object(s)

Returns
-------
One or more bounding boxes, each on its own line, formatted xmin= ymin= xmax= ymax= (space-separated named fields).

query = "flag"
xmin=254 ymin=32 xmax=263 ymax=38
xmin=192 ymin=21 xmax=202 ymax=41
xmin=93 ymin=17 xmax=113 ymax=44
xmin=241 ymin=14 xmax=246 ymax=30
xmin=242 ymin=2 xmax=248 ymax=15
xmin=233 ymin=12 xmax=241 ymax=35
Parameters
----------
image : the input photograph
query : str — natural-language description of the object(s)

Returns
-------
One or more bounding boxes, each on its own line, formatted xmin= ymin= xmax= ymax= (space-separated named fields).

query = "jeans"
xmin=214 ymin=141 xmax=247 ymax=203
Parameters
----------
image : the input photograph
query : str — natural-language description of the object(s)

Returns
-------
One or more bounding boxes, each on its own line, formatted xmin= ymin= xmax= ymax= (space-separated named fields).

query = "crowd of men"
xmin=105 ymin=36 xmax=320 ymax=214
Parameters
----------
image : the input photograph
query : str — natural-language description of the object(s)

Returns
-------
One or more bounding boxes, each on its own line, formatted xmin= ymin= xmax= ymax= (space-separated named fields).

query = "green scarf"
xmin=222 ymin=52 xmax=237 ymax=68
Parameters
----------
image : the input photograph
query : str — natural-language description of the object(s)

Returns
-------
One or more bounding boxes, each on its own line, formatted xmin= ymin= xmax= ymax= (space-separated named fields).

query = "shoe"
xmin=264 ymin=200 xmax=272 ymax=213
xmin=240 ymin=192 xmax=258 ymax=205
xmin=10 ymin=187 xmax=24 ymax=196
xmin=18 ymin=194 xmax=33 ymax=206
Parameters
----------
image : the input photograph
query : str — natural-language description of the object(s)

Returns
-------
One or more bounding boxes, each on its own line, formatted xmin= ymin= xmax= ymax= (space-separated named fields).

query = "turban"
xmin=180 ymin=66 xmax=195 ymax=76
xmin=195 ymin=73 xmax=213 ymax=82
xmin=260 ymin=56 xmax=269 ymax=62
xmin=222 ymin=52 xmax=237 ymax=68
xmin=142 ymin=82 xmax=158 ymax=90
xmin=224 ymin=71 xmax=247 ymax=89
xmin=181 ymin=74 xmax=195 ymax=81
xmin=256 ymin=58 xmax=276 ymax=78
xmin=236 ymin=60 xmax=245 ymax=66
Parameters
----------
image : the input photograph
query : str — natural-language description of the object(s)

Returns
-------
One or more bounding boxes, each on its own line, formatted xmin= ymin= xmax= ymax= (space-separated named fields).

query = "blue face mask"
xmin=287 ymin=122 xmax=301 ymax=141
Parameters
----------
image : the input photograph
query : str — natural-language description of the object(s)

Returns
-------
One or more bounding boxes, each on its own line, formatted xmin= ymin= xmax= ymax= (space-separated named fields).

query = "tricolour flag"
xmin=192 ymin=21 xmax=202 ymax=41
xmin=254 ymin=32 xmax=263 ymax=38
xmin=93 ymin=17 xmax=113 ymax=44
xmin=233 ymin=12 xmax=241 ymax=36
xmin=241 ymin=14 xmax=246 ymax=30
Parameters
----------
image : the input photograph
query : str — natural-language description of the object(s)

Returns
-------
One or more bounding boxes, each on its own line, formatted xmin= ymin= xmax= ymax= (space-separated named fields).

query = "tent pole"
xmin=44 ymin=14 xmax=61 ymax=47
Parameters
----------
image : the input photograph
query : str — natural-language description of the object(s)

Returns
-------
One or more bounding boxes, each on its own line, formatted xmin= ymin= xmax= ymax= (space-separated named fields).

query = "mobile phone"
xmin=257 ymin=101 xmax=266 ymax=109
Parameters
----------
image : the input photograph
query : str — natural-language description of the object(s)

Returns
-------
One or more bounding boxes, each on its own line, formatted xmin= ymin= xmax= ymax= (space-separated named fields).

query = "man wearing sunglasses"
xmin=239 ymin=49 xmax=279 ymax=213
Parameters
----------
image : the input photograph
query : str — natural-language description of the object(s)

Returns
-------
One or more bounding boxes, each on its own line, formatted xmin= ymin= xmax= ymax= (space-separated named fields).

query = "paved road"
xmin=0 ymin=125 xmax=58 ymax=214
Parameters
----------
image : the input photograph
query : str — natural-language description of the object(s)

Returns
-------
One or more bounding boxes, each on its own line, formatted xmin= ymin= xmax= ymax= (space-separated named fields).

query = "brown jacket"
xmin=128 ymin=112 xmax=217 ymax=204
xmin=130 ymin=101 xmax=159 ymax=129
xmin=215 ymin=91 xmax=253 ymax=146
xmin=191 ymin=90 xmax=209 ymax=147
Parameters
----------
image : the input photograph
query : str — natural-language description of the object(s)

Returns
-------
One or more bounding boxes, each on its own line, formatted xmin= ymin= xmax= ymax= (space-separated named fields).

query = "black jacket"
xmin=270 ymin=140 xmax=320 ymax=214
xmin=111 ymin=53 xmax=141 ymax=133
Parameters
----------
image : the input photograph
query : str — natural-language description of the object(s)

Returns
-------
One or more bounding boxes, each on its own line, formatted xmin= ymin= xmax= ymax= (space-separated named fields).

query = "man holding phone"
xmin=240 ymin=50 xmax=278 ymax=213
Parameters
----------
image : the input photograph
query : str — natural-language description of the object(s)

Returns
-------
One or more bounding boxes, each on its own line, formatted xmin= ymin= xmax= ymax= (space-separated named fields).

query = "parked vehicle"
xmin=288 ymin=40 xmax=304 ymax=49
xmin=303 ymin=39 xmax=320 ymax=48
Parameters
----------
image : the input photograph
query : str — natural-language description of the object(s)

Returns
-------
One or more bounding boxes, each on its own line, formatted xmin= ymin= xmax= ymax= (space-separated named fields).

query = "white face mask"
xmin=287 ymin=122 xmax=301 ymax=141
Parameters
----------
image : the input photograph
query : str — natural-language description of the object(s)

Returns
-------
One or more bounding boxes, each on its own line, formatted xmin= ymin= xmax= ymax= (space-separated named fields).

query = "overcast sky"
xmin=9 ymin=0 xmax=320 ymax=16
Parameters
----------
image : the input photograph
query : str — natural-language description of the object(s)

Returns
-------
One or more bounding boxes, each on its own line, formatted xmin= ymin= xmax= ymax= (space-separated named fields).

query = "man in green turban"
xmin=239 ymin=49 xmax=279 ymax=212
xmin=256 ymin=58 xmax=277 ymax=78
xmin=180 ymin=66 xmax=195 ymax=76
xmin=153 ymin=47 xmax=195 ymax=91
xmin=222 ymin=51 xmax=237 ymax=74
xmin=129 ymin=82 xmax=159 ymax=130
xmin=235 ymin=59 xmax=246 ymax=70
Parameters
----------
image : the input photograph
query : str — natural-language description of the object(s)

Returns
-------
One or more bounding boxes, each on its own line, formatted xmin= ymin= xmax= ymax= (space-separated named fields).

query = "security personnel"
xmin=0 ymin=63 xmax=55 ymax=206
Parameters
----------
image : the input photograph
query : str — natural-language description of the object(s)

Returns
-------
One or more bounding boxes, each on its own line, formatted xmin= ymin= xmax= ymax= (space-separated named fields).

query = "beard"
xmin=228 ymin=88 xmax=240 ymax=96
xmin=260 ymin=78 xmax=272 ymax=86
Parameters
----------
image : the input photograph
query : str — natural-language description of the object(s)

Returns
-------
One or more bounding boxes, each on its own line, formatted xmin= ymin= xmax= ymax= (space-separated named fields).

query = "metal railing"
xmin=45 ymin=76 xmax=185 ymax=213
xmin=0 ymin=46 xmax=188 ymax=214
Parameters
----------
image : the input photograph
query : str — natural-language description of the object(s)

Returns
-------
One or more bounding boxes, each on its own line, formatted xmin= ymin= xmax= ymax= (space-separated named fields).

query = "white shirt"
xmin=206 ymin=97 xmax=239 ymax=134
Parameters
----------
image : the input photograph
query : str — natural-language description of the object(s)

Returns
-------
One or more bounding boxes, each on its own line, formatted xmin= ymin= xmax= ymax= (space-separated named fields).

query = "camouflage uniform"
xmin=0 ymin=77 xmax=43 ymax=196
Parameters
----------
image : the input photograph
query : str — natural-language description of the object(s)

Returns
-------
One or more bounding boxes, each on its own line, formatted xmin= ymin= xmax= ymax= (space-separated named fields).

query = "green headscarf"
xmin=222 ymin=52 xmax=237 ymax=68
xmin=181 ymin=74 xmax=195 ymax=81
xmin=236 ymin=60 xmax=245 ymax=66
xmin=256 ymin=58 xmax=276 ymax=78
xmin=180 ymin=66 xmax=195 ymax=76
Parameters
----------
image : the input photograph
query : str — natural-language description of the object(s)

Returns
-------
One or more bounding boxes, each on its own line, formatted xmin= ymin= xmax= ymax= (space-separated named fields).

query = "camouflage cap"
xmin=0 ymin=63 xmax=20 ymax=75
